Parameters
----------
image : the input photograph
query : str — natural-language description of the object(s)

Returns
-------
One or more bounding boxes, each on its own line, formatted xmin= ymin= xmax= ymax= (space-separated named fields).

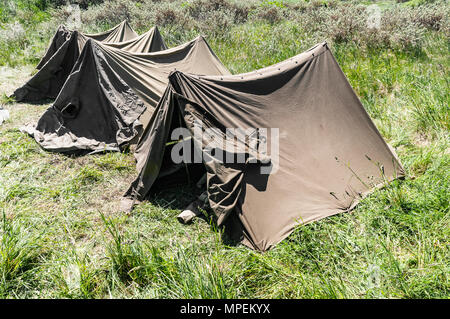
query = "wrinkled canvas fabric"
xmin=13 ymin=22 xmax=167 ymax=102
xmin=22 ymin=36 xmax=230 ymax=153
xmin=36 ymin=20 xmax=138 ymax=70
xmin=125 ymin=42 xmax=405 ymax=251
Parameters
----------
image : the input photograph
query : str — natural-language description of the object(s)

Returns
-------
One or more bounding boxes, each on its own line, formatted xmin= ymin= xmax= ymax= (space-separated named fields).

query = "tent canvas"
xmin=21 ymin=36 xmax=230 ymax=153
xmin=13 ymin=22 xmax=167 ymax=102
xmin=36 ymin=20 xmax=137 ymax=70
xmin=125 ymin=42 xmax=405 ymax=251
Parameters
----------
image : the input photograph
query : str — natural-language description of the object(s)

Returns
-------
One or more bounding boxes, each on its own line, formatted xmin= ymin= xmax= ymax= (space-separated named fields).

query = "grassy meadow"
xmin=0 ymin=0 xmax=448 ymax=298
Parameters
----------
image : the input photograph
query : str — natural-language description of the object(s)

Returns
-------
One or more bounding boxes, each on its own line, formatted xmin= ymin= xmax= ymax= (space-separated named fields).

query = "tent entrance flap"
xmin=152 ymin=100 xmax=207 ymax=191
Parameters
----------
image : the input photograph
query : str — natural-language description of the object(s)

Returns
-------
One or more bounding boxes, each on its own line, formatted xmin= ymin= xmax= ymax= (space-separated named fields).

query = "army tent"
xmin=13 ymin=23 xmax=167 ymax=102
xmin=124 ymin=42 xmax=405 ymax=251
xmin=36 ymin=20 xmax=138 ymax=70
xmin=21 ymin=36 xmax=230 ymax=153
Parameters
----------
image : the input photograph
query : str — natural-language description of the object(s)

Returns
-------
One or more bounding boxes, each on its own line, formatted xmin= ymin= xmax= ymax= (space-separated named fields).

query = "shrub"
xmin=2 ymin=0 xmax=449 ymax=67
xmin=382 ymin=6 xmax=426 ymax=50
xmin=80 ymin=0 xmax=135 ymax=31
xmin=186 ymin=0 xmax=251 ymax=24
xmin=155 ymin=8 xmax=178 ymax=27
xmin=412 ymin=2 xmax=450 ymax=31
xmin=256 ymin=7 xmax=281 ymax=24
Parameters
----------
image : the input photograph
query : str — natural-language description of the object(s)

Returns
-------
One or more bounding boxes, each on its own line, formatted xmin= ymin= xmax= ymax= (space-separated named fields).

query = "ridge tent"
xmin=13 ymin=23 xmax=167 ymax=102
xmin=36 ymin=20 xmax=138 ymax=70
xmin=124 ymin=42 xmax=405 ymax=251
xmin=21 ymin=36 xmax=230 ymax=153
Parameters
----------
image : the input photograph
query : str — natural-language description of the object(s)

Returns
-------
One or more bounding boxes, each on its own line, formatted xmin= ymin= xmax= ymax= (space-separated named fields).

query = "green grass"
xmin=0 ymin=0 xmax=448 ymax=298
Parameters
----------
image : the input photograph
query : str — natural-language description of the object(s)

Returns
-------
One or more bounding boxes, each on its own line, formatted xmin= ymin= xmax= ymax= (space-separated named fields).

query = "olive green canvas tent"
xmin=13 ymin=22 xmax=167 ymax=102
xmin=21 ymin=36 xmax=230 ymax=153
xmin=36 ymin=20 xmax=138 ymax=70
xmin=124 ymin=42 xmax=405 ymax=251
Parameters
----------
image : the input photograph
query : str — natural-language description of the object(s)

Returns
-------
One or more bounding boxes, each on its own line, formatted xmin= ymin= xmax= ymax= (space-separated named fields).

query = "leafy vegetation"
xmin=0 ymin=0 xmax=448 ymax=298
